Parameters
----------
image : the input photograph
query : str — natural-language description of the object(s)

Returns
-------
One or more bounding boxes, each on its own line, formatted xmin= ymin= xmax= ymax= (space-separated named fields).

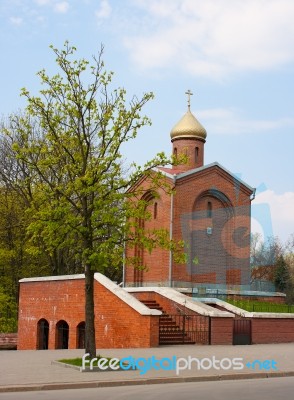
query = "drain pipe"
xmin=122 ymin=238 xmax=126 ymax=287
xmin=168 ymin=175 xmax=176 ymax=287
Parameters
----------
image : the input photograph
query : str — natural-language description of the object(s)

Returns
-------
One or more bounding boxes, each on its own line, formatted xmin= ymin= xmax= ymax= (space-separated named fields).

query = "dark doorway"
xmin=233 ymin=319 xmax=252 ymax=345
xmin=37 ymin=319 xmax=49 ymax=350
xmin=77 ymin=322 xmax=85 ymax=349
xmin=56 ymin=320 xmax=69 ymax=349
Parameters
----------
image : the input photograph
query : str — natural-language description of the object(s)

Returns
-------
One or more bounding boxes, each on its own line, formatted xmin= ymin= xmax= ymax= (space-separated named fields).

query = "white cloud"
xmin=195 ymin=108 xmax=294 ymax=135
xmin=33 ymin=0 xmax=69 ymax=13
xmin=253 ymin=190 xmax=294 ymax=242
xmin=95 ymin=0 xmax=111 ymax=19
xmin=54 ymin=1 xmax=69 ymax=13
xmin=34 ymin=0 xmax=51 ymax=5
xmin=123 ymin=0 xmax=294 ymax=79
xmin=9 ymin=16 xmax=23 ymax=25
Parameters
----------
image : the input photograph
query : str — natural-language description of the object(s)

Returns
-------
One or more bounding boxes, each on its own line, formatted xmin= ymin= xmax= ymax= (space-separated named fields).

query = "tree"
xmin=1 ymin=42 xmax=181 ymax=357
xmin=274 ymin=255 xmax=290 ymax=292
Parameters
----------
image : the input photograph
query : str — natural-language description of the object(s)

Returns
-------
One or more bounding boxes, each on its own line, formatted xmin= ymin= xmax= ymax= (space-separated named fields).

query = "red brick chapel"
xmin=18 ymin=94 xmax=294 ymax=351
xmin=124 ymin=91 xmax=254 ymax=290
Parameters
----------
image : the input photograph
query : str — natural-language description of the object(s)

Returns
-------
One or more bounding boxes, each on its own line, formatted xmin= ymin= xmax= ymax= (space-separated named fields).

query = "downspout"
xmin=250 ymin=188 xmax=256 ymax=201
xmin=122 ymin=237 xmax=126 ymax=287
xmin=168 ymin=175 xmax=176 ymax=287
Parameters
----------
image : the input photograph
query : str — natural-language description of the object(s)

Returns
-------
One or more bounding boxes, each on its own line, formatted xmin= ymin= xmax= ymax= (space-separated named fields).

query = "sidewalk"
xmin=1 ymin=343 xmax=294 ymax=392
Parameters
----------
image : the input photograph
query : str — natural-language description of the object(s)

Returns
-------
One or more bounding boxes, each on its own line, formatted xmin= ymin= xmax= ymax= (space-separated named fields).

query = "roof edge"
xmin=175 ymin=162 xmax=255 ymax=193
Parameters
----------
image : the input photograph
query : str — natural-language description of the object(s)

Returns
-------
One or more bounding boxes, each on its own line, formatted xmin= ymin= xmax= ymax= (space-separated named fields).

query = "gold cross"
xmin=185 ymin=89 xmax=193 ymax=110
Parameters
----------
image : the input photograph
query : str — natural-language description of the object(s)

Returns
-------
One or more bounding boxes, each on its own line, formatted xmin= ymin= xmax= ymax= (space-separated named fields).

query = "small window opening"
xmin=207 ymin=201 xmax=212 ymax=218
xmin=195 ymin=147 xmax=199 ymax=162
xmin=154 ymin=202 xmax=158 ymax=219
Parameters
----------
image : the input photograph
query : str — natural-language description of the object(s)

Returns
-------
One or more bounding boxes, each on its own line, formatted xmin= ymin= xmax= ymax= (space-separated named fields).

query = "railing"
xmin=159 ymin=314 xmax=210 ymax=344
xmin=227 ymin=300 xmax=294 ymax=313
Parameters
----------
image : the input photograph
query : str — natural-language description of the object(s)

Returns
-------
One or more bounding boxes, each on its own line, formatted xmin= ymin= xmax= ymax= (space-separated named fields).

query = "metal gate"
xmin=159 ymin=314 xmax=210 ymax=345
xmin=233 ymin=319 xmax=251 ymax=345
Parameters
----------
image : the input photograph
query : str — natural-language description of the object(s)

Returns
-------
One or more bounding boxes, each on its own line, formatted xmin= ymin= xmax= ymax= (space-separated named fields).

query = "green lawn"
xmin=226 ymin=299 xmax=294 ymax=313
xmin=58 ymin=355 xmax=110 ymax=367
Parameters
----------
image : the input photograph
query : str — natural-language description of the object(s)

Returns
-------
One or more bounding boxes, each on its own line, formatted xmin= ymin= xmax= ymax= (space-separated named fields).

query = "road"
xmin=1 ymin=377 xmax=293 ymax=400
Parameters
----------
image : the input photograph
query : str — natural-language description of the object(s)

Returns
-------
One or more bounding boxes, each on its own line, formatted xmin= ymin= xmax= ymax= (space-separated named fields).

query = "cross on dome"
xmin=185 ymin=89 xmax=193 ymax=110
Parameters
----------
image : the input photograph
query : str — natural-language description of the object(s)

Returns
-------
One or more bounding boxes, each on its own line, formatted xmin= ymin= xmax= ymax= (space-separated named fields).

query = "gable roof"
xmin=156 ymin=162 xmax=255 ymax=194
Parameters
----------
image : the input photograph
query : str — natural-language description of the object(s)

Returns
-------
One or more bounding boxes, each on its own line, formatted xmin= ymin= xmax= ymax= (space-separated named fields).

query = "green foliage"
xmin=226 ymin=299 xmax=294 ymax=312
xmin=274 ymin=255 xmax=290 ymax=292
xmin=0 ymin=42 xmax=184 ymax=354
xmin=0 ymin=287 xmax=17 ymax=332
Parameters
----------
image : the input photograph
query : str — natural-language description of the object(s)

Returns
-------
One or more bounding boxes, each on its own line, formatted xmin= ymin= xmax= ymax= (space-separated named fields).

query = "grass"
xmin=226 ymin=299 xmax=294 ymax=313
xmin=58 ymin=355 xmax=111 ymax=367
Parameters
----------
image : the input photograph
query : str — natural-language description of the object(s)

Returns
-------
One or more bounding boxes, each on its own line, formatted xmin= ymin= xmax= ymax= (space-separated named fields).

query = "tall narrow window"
xmin=195 ymin=147 xmax=199 ymax=162
xmin=56 ymin=320 xmax=69 ymax=349
xmin=174 ymin=147 xmax=177 ymax=157
xmin=37 ymin=319 xmax=49 ymax=350
xmin=76 ymin=322 xmax=85 ymax=349
xmin=154 ymin=202 xmax=158 ymax=219
xmin=207 ymin=201 xmax=212 ymax=218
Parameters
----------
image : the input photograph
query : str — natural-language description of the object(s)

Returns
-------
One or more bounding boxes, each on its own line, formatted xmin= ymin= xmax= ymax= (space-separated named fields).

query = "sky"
xmin=0 ymin=0 xmax=293 ymax=244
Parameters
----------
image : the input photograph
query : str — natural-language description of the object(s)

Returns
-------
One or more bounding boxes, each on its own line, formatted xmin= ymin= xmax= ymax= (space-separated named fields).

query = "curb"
xmin=1 ymin=371 xmax=294 ymax=393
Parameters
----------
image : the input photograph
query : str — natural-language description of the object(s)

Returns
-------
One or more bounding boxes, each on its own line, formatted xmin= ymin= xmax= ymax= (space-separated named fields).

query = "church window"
xmin=174 ymin=147 xmax=177 ymax=157
xmin=154 ymin=202 xmax=158 ymax=219
xmin=195 ymin=147 xmax=199 ymax=162
xmin=207 ymin=201 xmax=212 ymax=218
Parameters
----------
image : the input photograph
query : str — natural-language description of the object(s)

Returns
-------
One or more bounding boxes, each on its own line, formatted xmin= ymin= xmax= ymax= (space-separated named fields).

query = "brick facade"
xmin=125 ymin=163 xmax=253 ymax=288
xmin=125 ymin=106 xmax=254 ymax=288
xmin=18 ymin=275 xmax=160 ymax=350
xmin=251 ymin=318 xmax=294 ymax=344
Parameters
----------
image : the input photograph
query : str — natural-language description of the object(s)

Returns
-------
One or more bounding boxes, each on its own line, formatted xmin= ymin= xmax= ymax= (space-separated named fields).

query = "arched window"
xmin=174 ymin=147 xmax=177 ymax=158
xmin=56 ymin=320 xmax=69 ymax=349
xmin=207 ymin=201 xmax=212 ymax=218
xmin=154 ymin=202 xmax=158 ymax=219
xmin=76 ymin=321 xmax=85 ymax=349
xmin=195 ymin=147 xmax=199 ymax=162
xmin=37 ymin=318 xmax=49 ymax=350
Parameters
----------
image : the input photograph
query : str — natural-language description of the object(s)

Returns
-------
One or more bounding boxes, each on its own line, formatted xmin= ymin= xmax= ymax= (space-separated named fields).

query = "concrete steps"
xmin=140 ymin=299 xmax=195 ymax=345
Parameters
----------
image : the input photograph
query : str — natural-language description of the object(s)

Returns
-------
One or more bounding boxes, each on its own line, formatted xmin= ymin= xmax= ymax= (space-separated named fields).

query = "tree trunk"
xmin=84 ymin=264 xmax=96 ymax=358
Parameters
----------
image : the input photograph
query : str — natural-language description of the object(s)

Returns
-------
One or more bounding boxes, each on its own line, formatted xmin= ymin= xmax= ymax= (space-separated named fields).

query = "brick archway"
xmin=190 ymin=190 xmax=234 ymax=285
xmin=37 ymin=318 xmax=49 ymax=350
xmin=56 ymin=320 xmax=69 ymax=349
xmin=76 ymin=321 xmax=85 ymax=349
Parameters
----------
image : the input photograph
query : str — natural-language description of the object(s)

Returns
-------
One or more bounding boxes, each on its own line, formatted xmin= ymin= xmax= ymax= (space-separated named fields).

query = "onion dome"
xmin=170 ymin=109 xmax=207 ymax=142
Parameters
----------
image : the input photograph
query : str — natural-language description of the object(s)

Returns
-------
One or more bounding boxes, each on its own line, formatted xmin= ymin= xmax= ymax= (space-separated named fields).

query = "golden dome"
xmin=170 ymin=109 xmax=207 ymax=142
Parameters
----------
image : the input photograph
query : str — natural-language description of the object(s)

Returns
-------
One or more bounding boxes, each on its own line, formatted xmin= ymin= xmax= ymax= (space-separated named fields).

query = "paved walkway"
xmin=1 ymin=344 xmax=294 ymax=392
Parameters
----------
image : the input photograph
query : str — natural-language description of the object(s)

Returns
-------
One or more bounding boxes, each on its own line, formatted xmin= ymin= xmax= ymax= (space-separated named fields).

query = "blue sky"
xmin=1 ymin=0 xmax=293 ymax=243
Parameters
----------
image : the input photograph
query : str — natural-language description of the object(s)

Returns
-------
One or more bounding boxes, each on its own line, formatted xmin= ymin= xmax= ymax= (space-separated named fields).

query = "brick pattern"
xmin=172 ymin=138 xmax=205 ymax=171
xmin=94 ymin=279 xmax=159 ymax=348
xmin=125 ymin=163 xmax=252 ymax=287
xmin=210 ymin=317 xmax=233 ymax=345
xmin=251 ymin=319 xmax=294 ymax=344
xmin=18 ymin=279 xmax=85 ymax=350
xmin=17 ymin=278 xmax=160 ymax=350
xmin=227 ymin=295 xmax=286 ymax=303
xmin=0 ymin=333 xmax=17 ymax=350
xmin=132 ymin=291 xmax=202 ymax=317
xmin=17 ymin=278 xmax=294 ymax=349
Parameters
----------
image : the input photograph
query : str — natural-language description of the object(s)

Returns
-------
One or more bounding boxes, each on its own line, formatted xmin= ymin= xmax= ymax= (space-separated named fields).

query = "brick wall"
xmin=125 ymin=176 xmax=171 ymax=286
xmin=18 ymin=276 xmax=160 ymax=350
xmin=210 ymin=317 xmax=233 ymax=345
xmin=0 ymin=333 xmax=17 ymax=350
xmin=125 ymin=163 xmax=252 ymax=288
xmin=227 ymin=295 xmax=286 ymax=304
xmin=132 ymin=291 xmax=201 ymax=317
xmin=94 ymin=279 xmax=159 ymax=348
xmin=172 ymin=137 xmax=205 ymax=171
xmin=251 ymin=318 xmax=294 ymax=344
xmin=18 ymin=278 xmax=85 ymax=350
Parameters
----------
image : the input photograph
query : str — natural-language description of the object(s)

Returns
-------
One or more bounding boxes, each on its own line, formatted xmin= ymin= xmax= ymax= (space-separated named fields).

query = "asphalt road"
xmin=1 ymin=377 xmax=293 ymax=400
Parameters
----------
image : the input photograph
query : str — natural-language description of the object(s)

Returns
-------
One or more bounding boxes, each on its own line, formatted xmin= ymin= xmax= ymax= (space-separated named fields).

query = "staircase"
xmin=140 ymin=299 xmax=196 ymax=345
